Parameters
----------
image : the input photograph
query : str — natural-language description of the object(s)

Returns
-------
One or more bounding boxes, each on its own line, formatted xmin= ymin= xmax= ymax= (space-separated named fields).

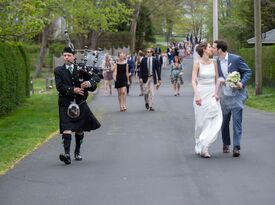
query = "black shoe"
xmin=145 ymin=103 xmax=149 ymax=109
xmin=233 ymin=149 xmax=240 ymax=157
xmin=74 ymin=153 xmax=82 ymax=161
xmin=59 ymin=154 xmax=71 ymax=165
xmin=149 ymin=107 xmax=155 ymax=111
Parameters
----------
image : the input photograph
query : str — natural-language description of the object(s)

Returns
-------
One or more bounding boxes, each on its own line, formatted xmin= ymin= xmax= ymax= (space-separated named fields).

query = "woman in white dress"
xmin=191 ymin=42 xmax=222 ymax=158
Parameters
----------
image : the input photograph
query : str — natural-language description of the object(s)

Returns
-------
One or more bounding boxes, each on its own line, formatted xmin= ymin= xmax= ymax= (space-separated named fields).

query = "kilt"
xmin=59 ymin=101 xmax=101 ymax=133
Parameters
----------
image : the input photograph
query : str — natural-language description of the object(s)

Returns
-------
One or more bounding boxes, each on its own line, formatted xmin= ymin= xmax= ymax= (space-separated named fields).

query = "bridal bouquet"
xmin=221 ymin=71 xmax=246 ymax=109
xmin=226 ymin=71 xmax=241 ymax=88
xmin=221 ymin=71 xmax=241 ymax=97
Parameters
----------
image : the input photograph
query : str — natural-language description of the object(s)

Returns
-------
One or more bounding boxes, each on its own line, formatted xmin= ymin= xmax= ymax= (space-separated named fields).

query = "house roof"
xmin=247 ymin=28 xmax=275 ymax=44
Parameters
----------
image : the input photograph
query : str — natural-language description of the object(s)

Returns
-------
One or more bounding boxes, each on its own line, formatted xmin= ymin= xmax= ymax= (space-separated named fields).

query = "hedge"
xmin=0 ymin=43 xmax=30 ymax=116
xmin=238 ymin=45 xmax=275 ymax=86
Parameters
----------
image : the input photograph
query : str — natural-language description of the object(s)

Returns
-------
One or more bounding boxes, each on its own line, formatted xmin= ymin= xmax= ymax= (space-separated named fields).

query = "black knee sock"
xmin=62 ymin=134 xmax=72 ymax=155
xmin=75 ymin=133 xmax=84 ymax=154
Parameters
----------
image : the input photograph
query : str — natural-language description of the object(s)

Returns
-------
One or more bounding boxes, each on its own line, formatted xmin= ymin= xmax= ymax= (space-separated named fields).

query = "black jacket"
xmin=54 ymin=64 xmax=97 ymax=107
xmin=139 ymin=57 xmax=161 ymax=84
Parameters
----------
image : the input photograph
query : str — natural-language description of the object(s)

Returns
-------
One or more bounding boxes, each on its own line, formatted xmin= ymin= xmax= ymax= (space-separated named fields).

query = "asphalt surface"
xmin=0 ymin=57 xmax=275 ymax=205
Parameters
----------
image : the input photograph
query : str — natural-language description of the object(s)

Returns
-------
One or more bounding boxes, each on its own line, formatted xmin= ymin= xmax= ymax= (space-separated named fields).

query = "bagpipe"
xmin=64 ymin=30 xmax=103 ymax=85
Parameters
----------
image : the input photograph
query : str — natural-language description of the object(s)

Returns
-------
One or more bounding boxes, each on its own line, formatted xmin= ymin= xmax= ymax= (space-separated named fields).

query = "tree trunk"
xmin=130 ymin=2 xmax=141 ymax=53
xmin=76 ymin=33 xmax=86 ymax=49
xmin=91 ymin=30 xmax=98 ymax=50
xmin=35 ymin=25 xmax=49 ymax=78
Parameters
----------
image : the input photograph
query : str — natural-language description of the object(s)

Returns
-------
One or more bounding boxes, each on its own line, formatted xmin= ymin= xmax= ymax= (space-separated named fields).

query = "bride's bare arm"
xmin=192 ymin=61 xmax=201 ymax=106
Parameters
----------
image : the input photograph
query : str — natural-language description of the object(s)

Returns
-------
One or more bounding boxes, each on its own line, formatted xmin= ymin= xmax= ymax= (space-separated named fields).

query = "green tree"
xmin=0 ymin=0 xmax=47 ymax=41
xmin=0 ymin=0 xmax=65 ymax=77
xmin=146 ymin=0 xmax=183 ymax=42
xmin=65 ymin=0 xmax=133 ymax=50
xmin=214 ymin=0 xmax=275 ymax=51
xmin=182 ymin=0 xmax=209 ymax=41
xmin=135 ymin=5 xmax=155 ymax=50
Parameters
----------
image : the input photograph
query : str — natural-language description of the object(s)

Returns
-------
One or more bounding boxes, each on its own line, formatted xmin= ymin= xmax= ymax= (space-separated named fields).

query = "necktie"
xmin=68 ymin=65 xmax=74 ymax=74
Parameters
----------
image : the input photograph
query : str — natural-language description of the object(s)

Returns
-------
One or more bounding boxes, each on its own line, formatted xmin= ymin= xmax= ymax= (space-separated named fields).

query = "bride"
xmin=191 ymin=42 xmax=222 ymax=158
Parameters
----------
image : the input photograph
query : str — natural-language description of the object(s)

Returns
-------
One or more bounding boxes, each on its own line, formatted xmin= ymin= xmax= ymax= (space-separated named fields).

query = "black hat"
xmin=63 ymin=47 xmax=75 ymax=54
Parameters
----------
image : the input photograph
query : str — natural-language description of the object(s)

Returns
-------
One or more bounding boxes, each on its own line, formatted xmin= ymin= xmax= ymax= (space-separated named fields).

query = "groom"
xmin=212 ymin=40 xmax=252 ymax=157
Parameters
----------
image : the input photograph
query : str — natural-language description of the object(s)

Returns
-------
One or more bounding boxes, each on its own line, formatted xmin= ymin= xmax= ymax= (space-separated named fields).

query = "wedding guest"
xmin=102 ymin=54 xmax=114 ymax=95
xmin=135 ymin=50 xmax=144 ymax=96
xmin=170 ymin=56 xmax=184 ymax=96
xmin=113 ymin=52 xmax=130 ymax=112
xmin=126 ymin=54 xmax=135 ymax=95
xmin=139 ymin=48 xmax=161 ymax=111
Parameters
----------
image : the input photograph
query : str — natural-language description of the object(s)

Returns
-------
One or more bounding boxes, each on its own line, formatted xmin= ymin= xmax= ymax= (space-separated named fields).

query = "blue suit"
xmin=217 ymin=53 xmax=252 ymax=150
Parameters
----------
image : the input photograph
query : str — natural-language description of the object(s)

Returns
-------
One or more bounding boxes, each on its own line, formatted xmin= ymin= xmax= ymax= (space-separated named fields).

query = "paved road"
xmin=1 ymin=57 xmax=275 ymax=205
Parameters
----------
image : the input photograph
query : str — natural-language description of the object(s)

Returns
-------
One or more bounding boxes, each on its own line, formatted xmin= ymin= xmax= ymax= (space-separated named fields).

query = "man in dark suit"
xmin=139 ymin=48 xmax=161 ymax=111
xmin=212 ymin=40 xmax=252 ymax=157
xmin=54 ymin=47 xmax=101 ymax=165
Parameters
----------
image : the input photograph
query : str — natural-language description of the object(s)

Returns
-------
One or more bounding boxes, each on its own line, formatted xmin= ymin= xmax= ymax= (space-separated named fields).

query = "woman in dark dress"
xmin=113 ymin=52 xmax=129 ymax=111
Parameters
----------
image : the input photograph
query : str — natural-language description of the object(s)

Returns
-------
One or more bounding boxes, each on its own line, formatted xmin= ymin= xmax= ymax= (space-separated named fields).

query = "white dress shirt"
xmin=220 ymin=52 xmax=229 ymax=78
xmin=147 ymin=57 xmax=152 ymax=76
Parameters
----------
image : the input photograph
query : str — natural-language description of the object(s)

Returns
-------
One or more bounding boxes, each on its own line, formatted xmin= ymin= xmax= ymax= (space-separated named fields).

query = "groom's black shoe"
xmin=233 ymin=149 xmax=240 ymax=157
xmin=223 ymin=145 xmax=230 ymax=153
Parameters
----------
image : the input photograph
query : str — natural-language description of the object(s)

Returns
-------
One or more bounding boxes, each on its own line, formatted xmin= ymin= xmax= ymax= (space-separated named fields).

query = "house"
xmin=247 ymin=28 xmax=275 ymax=44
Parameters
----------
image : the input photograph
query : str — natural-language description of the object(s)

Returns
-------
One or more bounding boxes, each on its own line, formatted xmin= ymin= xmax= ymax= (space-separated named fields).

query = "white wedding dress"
xmin=193 ymin=61 xmax=223 ymax=155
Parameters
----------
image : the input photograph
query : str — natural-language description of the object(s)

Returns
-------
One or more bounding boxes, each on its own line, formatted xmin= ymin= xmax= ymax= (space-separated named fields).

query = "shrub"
xmin=0 ymin=43 xmax=30 ymax=116
xmin=238 ymin=45 xmax=275 ymax=86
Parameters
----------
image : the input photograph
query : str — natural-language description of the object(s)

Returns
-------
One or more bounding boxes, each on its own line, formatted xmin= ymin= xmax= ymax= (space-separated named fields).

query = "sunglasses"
xmin=147 ymin=51 xmax=152 ymax=53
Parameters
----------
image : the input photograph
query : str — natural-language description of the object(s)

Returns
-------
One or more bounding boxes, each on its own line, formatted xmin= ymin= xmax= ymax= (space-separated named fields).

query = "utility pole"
xmin=213 ymin=0 xmax=218 ymax=41
xmin=254 ymin=0 xmax=262 ymax=95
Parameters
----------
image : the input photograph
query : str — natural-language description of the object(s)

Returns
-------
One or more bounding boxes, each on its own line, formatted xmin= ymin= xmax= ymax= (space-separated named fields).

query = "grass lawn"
xmin=0 ymin=77 xmax=98 ymax=175
xmin=246 ymin=85 xmax=275 ymax=113
xmin=0 ymin=78 xmax=59 ymax=175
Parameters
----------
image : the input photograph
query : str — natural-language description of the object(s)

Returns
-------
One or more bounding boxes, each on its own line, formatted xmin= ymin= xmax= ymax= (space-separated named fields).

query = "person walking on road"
xmin=126 ymin=54 xmax=135 ymax=95
xmin=192 ymin=42 xmax=222 ymax=158
xmin=212 ymin=40 xmax=252 ymax=157
xmin=54 ymin=47 xmax=101 ymax=165
xmin=170 ymin=56 xmax=184 ymax=96
xmin=136 ymin=50 xmax=144 ymax=96
xmin=139 ymin=48 xmax=161 ymax=111
xmin=113 ymin=52 xmax=130 ymax=112
xmin=102 ymin=54 xmax=114 ymax=95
